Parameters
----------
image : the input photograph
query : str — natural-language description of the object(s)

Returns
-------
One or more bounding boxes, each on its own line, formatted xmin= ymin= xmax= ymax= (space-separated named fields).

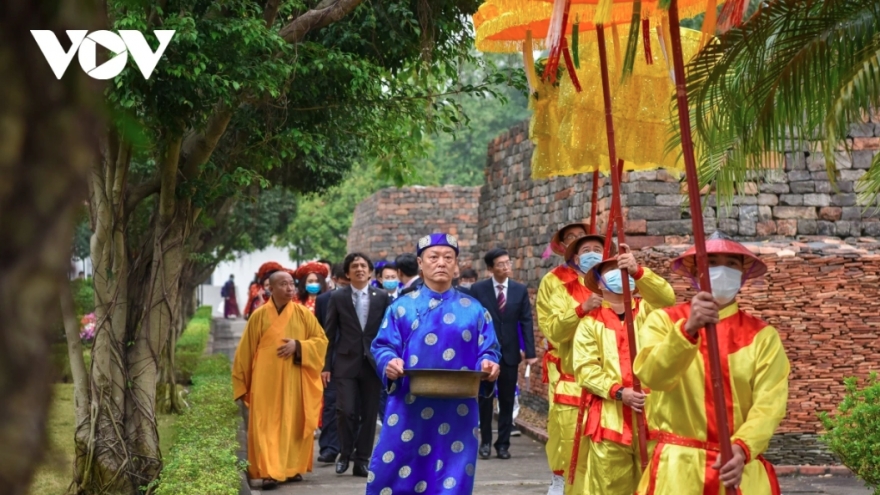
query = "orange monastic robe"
xmin=232 ymin=300 xmax=328 ymax=481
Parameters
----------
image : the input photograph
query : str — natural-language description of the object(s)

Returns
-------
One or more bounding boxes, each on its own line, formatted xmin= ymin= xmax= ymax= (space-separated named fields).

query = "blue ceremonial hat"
xmin=416 ymin=233 xmax=460 ymax=257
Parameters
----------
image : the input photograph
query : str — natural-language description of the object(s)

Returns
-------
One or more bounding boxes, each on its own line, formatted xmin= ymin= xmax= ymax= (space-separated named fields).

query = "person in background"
xmin=376 ymin=261 xmax=400 ymax=300
xmin=232 ymin=269 xmax=328 ymax=489
xmin=458 ymin=268 xmax=478 ymax=289
xmin=571 ymin=241 xmax=676 ymax=495
xmin=318 ymin=258 xmax=334 ymax=289
xmin=371 ymin=260 xmax=388 ymax=289
xmin=469 ymin=247 xmax=536 ymax=460
xmin=396 ymin=252 xmax=422 ymax=296
xmin=295 ymin=262 xmax=330 ymax=315
xmin=245 ymin=262 xmax=282 ymax=320
xmin=244 ymin=273 xmax=261 ymax=320
xmin=315 ymin=262 xmax=348 ymax=464
xmin=536 ymin=222 xmax=604 ymax=495
xmin=324 ymin=253 xmax=392 ymax=477
xmin=221 ymin=274 xmax=241 ymax=319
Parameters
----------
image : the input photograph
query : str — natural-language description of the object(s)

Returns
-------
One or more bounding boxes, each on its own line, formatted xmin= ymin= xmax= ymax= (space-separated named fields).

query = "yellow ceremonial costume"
xmin=232 ymin=301 xmax=328 ymax=481
xmin=633 ymin=302 xmax=789 ymax=495
xmin=571 ymin=267 xmax=675 ymax=495
xmin=537 ymin=264 xmax=593 ymax=480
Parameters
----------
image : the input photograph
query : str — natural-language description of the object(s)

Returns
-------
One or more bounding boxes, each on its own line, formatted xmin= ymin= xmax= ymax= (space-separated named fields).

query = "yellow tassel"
xmin=594 ymin=0 xmax=613 ymax=26
xmin=523 ymin=31 xmax=538 ymax=94
xmin=611 ymin=23 xmax=623 ymax=73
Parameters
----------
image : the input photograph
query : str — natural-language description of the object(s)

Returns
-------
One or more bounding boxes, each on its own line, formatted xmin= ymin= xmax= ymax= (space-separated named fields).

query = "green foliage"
xmin=72 ymin=211 xmax=91 ymax=262
xmin=154 ymin=355 xmax=242 ymax=495
xmin=70 ymin=278 xmax=95 ymax=319
xmin=282 ymin=163 xmax=390 ymax=262
xmin=682 ymin=0 xmax=880 ymax=206
xmin=820 ymin=373 xmax=880 ymax=493
xmin=175 ymin=307 xmax=212 ymax=384
xmin=417 ymin=53 xmax=529 ymax=187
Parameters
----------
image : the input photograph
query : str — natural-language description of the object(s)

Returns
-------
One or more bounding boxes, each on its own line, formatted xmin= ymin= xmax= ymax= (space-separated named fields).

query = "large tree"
xmin=0 ymin=1 xmax=103 ymax=494
xmin=75 ymin=1 xmax=515 ymax=493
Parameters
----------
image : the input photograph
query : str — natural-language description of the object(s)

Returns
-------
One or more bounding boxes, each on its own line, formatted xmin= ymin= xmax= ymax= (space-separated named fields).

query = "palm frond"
xmin=680 ymin=0 xmax=880 ymax=207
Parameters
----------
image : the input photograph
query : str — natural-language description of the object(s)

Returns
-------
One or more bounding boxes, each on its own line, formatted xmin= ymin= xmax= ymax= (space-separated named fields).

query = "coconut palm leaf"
xmin=680 ymin=0 xmax=880 ymax=207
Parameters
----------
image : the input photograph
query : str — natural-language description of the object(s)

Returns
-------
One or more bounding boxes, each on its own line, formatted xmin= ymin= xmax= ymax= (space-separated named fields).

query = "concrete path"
xmin=213 ymin=318 xmax=872 ymax=495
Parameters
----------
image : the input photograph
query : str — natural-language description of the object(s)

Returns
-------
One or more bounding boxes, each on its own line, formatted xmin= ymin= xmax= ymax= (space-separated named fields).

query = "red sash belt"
xmin=645 ymin=431 xmax=781 ymax=495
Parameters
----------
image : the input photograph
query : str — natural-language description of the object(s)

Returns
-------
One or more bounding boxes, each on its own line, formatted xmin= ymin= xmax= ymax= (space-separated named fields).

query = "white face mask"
xmin=709 ymin=265 xmax=743 ymax=305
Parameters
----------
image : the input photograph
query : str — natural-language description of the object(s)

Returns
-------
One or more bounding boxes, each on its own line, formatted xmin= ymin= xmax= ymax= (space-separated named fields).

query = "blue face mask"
xmin=305 ymin=283 xmax=321 ymax=294
xmin=577 ymin=252 xmax=603 ymax=273
xmin=383 ymin=280 xmax=400 ymax=291
xmin=601 ymin=269 xmax=636 ymax=295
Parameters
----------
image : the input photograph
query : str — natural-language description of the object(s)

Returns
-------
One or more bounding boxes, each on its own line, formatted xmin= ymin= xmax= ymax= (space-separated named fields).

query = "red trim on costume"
xmin=554 ymin=393 xmax=582 ymax=407
xmin=550 ymin=265 xmax=593 ymax=304
xmin=576 ymin=304 xmax=589 ymax=319
xmin=645 ymin=442 xmax=665 ymax=495
xmin=633 ymin=266 xmax=645 ymax=280
xmin=582 ymin=302 xmax=643 ymax=446
xmin=610 ymin=383 xmax=623 ymax=398
xmin=553 ymin=470 xmax=565 ymax=476
xmin=681 ymin=325 xmax=699 ymax=344
xmin=760 ymin=457 xmax=782 ymax=495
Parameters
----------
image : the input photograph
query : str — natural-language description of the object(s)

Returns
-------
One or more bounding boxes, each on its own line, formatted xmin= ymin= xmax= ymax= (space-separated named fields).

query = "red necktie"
xmin=497 ymin=284 xmax=506 ymax=313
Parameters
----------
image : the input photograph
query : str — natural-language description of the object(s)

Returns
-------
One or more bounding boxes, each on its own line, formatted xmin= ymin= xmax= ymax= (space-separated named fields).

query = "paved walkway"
xmin=214 ymin=318 xmax=871 ymax=495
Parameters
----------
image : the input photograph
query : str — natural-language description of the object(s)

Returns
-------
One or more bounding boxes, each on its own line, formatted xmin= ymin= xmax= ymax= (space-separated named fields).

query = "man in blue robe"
xmin=367 ymin=233 xmax=501 ymax=495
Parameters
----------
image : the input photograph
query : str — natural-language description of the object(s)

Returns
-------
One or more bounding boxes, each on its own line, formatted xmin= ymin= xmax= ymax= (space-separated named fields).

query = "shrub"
xmin=175 ymin=306 xmax=213 ymax=383
xmin=70 ymin=278 xmax=95 ymax=318
xmin=820 ymin=372 xmax=880 ymax=494
xmin=154 ymin=355 xmax=243 ymax=495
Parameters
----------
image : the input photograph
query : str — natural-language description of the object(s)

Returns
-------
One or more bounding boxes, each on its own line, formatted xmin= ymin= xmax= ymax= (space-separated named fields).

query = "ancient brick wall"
xmin=346 ymin=186 xmax=480 ymax=267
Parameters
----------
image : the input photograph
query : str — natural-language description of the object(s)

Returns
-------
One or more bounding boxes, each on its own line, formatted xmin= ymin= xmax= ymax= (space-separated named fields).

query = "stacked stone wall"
xmin=346 ymin=186 xmax=480 ymax=267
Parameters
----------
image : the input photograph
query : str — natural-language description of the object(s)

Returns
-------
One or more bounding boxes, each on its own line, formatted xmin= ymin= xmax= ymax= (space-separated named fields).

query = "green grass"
xmin=29 ymin=384 xmax=178 ymax=495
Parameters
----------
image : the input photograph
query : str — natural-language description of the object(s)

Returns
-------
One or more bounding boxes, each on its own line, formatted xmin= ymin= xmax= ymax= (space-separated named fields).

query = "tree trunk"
xmin=0 ymin=2 xmax=102 ymax=494
xmin=61 ymin=283 xmax=91 ymax=428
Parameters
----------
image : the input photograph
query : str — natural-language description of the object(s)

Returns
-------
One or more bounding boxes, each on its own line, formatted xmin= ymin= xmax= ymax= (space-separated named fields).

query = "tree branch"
xmin=179 ymin=102 xmax=234 ymax=181
xmin=279 ymin=0 xmax=363 ymax=43
xmin=263 ymin=0 xmax=282 ymax=28
xmin=125 ymin=176 xmax=161 ymax=217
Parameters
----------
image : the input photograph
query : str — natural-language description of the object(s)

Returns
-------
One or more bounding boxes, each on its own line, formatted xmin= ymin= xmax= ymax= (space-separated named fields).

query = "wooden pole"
xmin=596 ymin=24 xmax=649 ymax=470
xmin=590 ymin=170 xmax=600 ymax=235
xmin=667 ymin=1 xmax=735 ymax=493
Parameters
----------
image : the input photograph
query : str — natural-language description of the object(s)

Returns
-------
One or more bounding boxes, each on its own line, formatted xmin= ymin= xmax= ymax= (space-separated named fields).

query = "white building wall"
xmin=207 ymin=246 xmax=300 ymax=316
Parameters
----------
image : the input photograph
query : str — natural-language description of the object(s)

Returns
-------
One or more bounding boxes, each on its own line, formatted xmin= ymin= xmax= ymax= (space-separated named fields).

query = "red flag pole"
xmin=590 ymin=170 xmax=600 ymax=235
xmin=667 ymin=1 xmax=735 ymax=493
xmin=596 ymin=24 xmax=649 ymax=470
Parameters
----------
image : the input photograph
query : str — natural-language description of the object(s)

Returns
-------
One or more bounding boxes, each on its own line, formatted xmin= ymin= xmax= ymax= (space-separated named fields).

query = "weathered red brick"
xmin=775 ymin=466 xmax=797 ymax=477
xmin=799 ymin=466 xmax=829 ymax=476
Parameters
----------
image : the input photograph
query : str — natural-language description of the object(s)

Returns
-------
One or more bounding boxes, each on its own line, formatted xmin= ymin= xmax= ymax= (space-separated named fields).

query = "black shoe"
xmin=353 ymin=463 xmax=369 ymax=478
xmin=262 ymin=479 xmax=279 ymax=490
xmin=318 ymin=452 xmax=337 ymax=463
xmin=496 ymin=448 xmax=511 ymax=460
xmin=479 ymin=444 xmax=491 ymax=459
xmin=335 ymin=456 xmax=350 ymax=474
xmin=285 ymin=474 xmax=303 ymax=482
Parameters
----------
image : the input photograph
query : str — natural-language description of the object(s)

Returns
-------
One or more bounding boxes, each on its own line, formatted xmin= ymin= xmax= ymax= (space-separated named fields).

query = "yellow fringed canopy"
xmin=532 ymin=26 xmax=704 ymax=178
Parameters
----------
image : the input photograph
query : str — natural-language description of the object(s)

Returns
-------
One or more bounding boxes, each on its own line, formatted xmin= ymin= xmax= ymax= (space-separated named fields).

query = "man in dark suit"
xmin=469 ymin=247 xmax=536 ymax=460
xmin=396 ymin=252 xmax=422 ymax=297
xmin=315 ymin=263 xmax=348 ymax=463
xmin=323 ymin=253 xmax=391 ymax=477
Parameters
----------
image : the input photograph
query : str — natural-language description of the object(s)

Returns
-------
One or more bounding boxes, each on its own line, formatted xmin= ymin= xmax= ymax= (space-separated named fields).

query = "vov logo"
xmin=31 ymin=30 xmax=176 ymax=80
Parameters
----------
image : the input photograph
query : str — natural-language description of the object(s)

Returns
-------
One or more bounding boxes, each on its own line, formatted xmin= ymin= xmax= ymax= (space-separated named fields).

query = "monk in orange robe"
xmin=232 ymin=270 xmax=328 ymax=489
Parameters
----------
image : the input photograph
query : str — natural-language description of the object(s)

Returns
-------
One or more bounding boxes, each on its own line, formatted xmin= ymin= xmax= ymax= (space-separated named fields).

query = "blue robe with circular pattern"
xmin=367 ymin=286 xmax=500 ymax=495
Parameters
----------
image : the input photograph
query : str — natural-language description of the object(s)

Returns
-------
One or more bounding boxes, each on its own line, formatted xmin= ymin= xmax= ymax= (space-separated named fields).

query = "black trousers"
xmin=479 ymin=363 xmax=518 ymax=451
xmin=334 ymin=358 xmax=381 ymax=463
xmin=318 ymin=380 xmax=340 ymax=457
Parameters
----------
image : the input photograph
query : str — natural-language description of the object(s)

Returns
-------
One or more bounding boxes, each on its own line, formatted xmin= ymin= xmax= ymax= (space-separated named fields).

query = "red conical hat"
xmin=671 ymin=231 xmax=767 ymax=282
